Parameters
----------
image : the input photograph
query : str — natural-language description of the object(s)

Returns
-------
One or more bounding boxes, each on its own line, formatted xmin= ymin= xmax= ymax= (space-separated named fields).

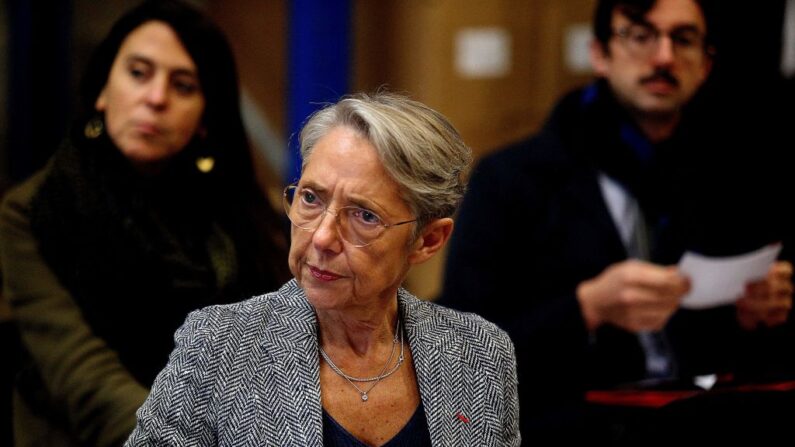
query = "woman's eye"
xmin=355 ymin=209 xmax=381 ymax=225
xmin=126 ymin=61 xmax=153 ymax=81
xmin=173 ymin=78 xmax=199 ymax=95
xmin=301 ymin=190 xmax=317 ymax=204
xmin=129 ymin=67 xmax=147 ymax=80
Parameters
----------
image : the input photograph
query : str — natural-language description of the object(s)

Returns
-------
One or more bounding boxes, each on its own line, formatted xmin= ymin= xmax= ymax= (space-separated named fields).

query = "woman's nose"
xmin=145 ymin=76 xmax=169 ymax=108
xmin=311 ymin=209 xmax=343 ymax=252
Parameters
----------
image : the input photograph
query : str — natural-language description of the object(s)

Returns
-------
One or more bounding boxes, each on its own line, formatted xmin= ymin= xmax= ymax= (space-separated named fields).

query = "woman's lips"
xmin=308 ymin=265 xmax=344 ymax=281
xmin=133 ymin=122 xmax=163 ymax=136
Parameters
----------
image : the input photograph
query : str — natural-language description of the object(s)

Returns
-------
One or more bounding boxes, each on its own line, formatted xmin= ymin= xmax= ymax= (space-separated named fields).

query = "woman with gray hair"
xmin=125 ymin=92 xmax=520 ymax=446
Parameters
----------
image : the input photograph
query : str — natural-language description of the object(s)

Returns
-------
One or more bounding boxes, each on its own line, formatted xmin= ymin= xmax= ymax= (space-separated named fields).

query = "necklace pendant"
xmin=361 ymin=393 xmax=368 ymax=402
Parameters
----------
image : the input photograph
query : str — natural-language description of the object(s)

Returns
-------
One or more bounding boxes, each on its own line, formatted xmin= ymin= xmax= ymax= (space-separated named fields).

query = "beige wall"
xmin=207 ymin=1 xmax=288 ymax=194
xmin=208 ymin=1 xmax=288 ymax=140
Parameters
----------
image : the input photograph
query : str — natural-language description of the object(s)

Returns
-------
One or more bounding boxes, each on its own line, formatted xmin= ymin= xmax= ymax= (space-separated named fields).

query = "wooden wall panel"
xmin=355 ymin=0 xmax=594 ymax=157
xmin=208 ymin=0 xmax=287 ymax=137
xmin=207 ymin=0 xmax=287 ymax=193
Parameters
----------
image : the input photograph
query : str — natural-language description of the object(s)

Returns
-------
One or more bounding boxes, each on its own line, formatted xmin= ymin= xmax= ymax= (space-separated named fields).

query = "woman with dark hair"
xmin=0 ymin=1 xmax=289 ymax=445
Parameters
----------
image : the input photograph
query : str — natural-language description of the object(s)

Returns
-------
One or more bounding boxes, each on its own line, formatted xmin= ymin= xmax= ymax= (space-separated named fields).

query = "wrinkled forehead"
xmin=301 ymin=128 xmax=401 ymax=200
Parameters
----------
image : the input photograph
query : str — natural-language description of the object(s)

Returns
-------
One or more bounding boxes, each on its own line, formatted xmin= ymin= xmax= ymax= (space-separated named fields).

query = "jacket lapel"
xmin=570 ymin=170 xmax=626 ymax=253
xmin=401 ymin=292 xmax=469 ymax=446
xmin=258 ymin=283 xmax=323 ymax=446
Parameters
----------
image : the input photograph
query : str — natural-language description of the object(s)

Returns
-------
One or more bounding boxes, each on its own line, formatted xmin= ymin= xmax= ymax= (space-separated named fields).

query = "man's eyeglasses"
xmin=612 ymin=24 xmax=708 ymax=60
xmin=283 ymin=185 xmax=417 ymax=248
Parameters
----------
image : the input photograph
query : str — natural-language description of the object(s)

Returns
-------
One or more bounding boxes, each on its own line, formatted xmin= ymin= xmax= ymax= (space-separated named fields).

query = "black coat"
xmin=440 ymin=81 xmax=795 ymax=441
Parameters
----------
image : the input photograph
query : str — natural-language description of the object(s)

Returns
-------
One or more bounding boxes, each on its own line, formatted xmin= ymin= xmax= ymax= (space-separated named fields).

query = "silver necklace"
xmin=319 ymin=318 xmax=405 ymax=402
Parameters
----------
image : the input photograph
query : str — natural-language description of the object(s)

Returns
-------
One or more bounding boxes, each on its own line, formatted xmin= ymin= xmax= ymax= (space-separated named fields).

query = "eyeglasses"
xmin=612 ymin=24 xmax=708 ymax=60
xmin=282 ymin=185 xmax=417 ymax=248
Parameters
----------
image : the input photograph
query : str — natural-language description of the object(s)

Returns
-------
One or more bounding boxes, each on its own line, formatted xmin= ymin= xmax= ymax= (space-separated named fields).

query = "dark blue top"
xmin=322 ymin=403 xmax=432 ymax=447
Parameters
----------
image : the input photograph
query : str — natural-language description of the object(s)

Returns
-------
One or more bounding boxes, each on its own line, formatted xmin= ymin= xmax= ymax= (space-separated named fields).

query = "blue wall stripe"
xmin=286 ymin=0 xmax=351 ymax=184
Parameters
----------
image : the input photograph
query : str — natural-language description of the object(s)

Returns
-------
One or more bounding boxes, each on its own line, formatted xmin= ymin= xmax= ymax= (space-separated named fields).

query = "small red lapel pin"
xmin=456 ymin=412 xmax=470 ymax=423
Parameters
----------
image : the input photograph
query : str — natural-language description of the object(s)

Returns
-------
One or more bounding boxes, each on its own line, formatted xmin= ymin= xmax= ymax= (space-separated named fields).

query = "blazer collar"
xmin=400 ymin=289 xmax=470 ymax=443
xmin=259 ymin=280 xmax=323 ymax=445
xmin=260 ymin=281 xmax=469 ymax=444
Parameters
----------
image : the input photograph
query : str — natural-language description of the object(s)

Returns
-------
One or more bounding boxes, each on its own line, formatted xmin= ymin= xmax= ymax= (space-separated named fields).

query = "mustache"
xmin=640 ymin=69 xmax=679 ymax=86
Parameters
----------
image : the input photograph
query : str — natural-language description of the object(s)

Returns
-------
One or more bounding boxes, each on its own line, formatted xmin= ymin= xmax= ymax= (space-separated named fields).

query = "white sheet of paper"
xmin=679 ymin=243 xmax=782 ymax=309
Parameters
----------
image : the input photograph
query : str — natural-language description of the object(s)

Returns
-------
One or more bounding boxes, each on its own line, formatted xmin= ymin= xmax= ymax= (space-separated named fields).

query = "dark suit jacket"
xmin=440 ymin=81 xmax=795 ymax=441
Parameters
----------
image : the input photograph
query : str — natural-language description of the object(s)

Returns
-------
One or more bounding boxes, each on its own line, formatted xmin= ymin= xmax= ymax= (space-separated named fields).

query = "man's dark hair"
xmin=593 ymin=0 xmax=716 ymax=51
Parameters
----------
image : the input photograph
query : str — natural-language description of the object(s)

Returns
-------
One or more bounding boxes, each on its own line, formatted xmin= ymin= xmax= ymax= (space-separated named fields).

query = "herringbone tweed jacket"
xmin=125 ymin=279 xmax=520 ymax=446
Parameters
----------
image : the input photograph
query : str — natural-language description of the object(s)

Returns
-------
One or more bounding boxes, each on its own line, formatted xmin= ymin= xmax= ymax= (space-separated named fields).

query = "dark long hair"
xmin=26 ymin=0 xmax=289 ymax=385
xmin=71 ymin=0 xmax=289 ymax=295
xmin=76 ymin=0 xmax=250 ymax=188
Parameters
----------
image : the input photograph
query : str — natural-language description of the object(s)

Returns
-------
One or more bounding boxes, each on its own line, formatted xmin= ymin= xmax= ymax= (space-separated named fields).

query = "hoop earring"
xmin=84 ymin=116 xmax=104 ymax=139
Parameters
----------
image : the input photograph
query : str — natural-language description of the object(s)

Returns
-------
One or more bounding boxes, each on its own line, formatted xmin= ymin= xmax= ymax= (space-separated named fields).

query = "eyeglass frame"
xmin=611 ymin=23 xmax=712 ymax=60
xmin=282 ymin=184 xmax=417 ymax=248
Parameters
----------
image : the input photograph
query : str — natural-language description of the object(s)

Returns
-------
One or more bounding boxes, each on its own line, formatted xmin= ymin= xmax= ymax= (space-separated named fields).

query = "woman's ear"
xmin=408 ymin=218 xmax=454 ymax=266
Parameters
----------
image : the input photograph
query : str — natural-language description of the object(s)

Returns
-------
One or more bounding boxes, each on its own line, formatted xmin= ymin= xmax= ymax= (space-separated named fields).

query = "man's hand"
xmin=736 ymin=261 xmax=793 ymax=330
xmin=577 ymin=260 xmax=691 ymax=333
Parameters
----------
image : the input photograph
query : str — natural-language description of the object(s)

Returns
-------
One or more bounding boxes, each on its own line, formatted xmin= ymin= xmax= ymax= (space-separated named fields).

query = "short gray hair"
xmin=299 ymin=92 xmax=472 ymax=231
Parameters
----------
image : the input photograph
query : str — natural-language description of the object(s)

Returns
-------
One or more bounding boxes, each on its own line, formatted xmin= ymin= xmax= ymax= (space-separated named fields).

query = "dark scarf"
xmin=29 ymin=132 xmax=287 ymax=385
xmin=573 ymin=82 xmax=678 ymax=225
xmin=561 ymin=81 xmax=779 ymax=261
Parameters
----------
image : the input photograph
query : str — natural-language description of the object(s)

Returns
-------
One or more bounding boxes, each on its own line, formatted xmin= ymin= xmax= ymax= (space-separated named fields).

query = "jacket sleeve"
xmin=124 ymin=308 xmax=220 ymax=446
xmin=441 ymin=152 xmax=590 ymax=347
xmin=0 ymin=176 xmax=148 ymax=446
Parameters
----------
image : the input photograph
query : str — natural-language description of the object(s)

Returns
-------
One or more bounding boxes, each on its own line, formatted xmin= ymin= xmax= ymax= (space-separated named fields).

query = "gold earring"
xmin=196 ymin=156 xmax=215 ymax=173
xmin=195 ymin=127 xmax=214 ymax=173
xmin=84 ymin=117 xmax=104 ymax=139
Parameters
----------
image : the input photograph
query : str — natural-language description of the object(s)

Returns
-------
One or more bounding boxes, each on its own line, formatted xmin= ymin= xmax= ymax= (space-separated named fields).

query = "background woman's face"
xmin=95 ymin=20 xmax=205 ymax=168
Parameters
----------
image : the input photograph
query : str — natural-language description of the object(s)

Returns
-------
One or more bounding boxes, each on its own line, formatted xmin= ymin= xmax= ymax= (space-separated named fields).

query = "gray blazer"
xmin=125 ymin=280 xmax=520 ymax=446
